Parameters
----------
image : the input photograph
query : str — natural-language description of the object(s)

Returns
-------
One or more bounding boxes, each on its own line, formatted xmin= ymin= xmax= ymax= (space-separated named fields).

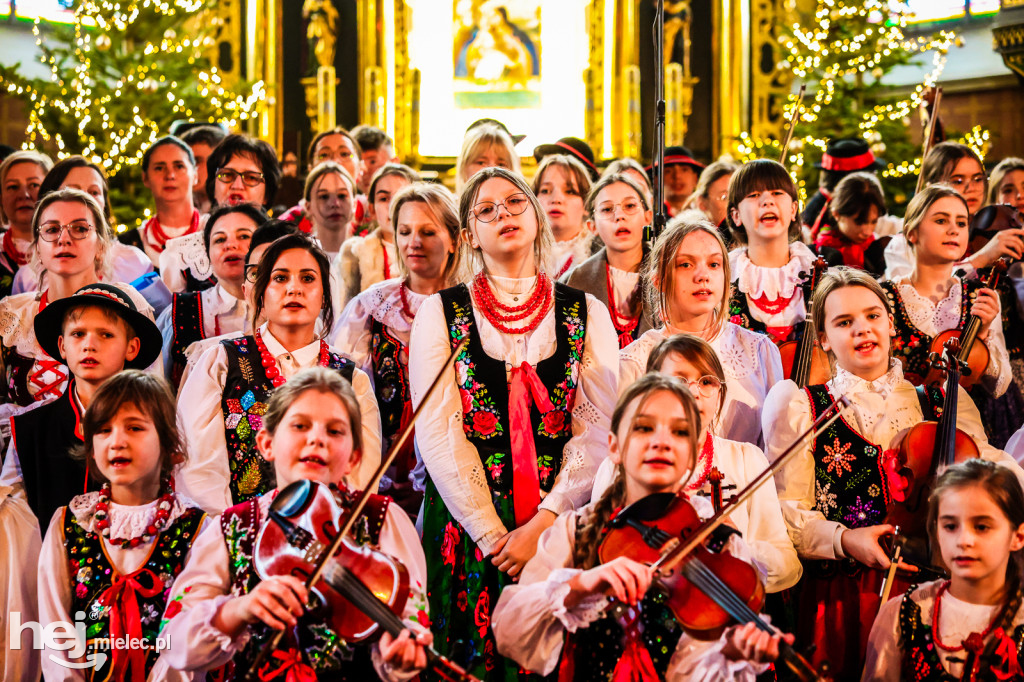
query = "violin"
xmin=595 ymin=394 xmax=851 ymax=682
xmin=253 ymin=480 xmax=477 ymax=682
xmin=923 ymin=258 xmax=1008 ymax=389
xmin=970 ymin=205 xmax=1023 ymax=261
xmin=779 ymin=255 xmax=831 ymax=386
xmin=885 ymin=338 xmax=980 ymax=567
xmin=243 ymin=337 xmax=474 ymax=682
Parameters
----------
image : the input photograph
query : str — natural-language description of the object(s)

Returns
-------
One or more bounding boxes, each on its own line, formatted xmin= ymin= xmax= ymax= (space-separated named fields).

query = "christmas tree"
xmin=0 ymin=0 xmax=265 ymax=229
xmin=737 ymin=0 xmax=976 ymax=210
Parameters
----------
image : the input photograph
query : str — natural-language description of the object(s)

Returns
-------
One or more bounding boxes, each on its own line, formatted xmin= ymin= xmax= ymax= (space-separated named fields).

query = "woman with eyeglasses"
xmin=563 ymin=173 xmax=656 ymax=349
xmin=156 ymin=203 xmax=263 ymax=388
xmin=332 ymin=164 xmax=418 ymax=312
xmin=408 ymin=167 xmax=618 ymax=678
xmin=176 ymin=232 xmax=382 ymax=515
xmin=0 ymin=188 xmax=156 ymax=407
xmin=595 ymin=334 xmax=801 ymax=595
xmin=0 ymin=150 xmax=53 ymax=299
xmin=620 ymin=213 xmax=784 ymax=448
xmin=331 ymin=182 xmax=462 ymax=519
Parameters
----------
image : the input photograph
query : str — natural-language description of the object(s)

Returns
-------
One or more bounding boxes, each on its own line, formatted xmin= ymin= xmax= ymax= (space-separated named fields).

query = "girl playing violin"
xmin=620 ymin=213 xmax=783 ymax=447
xmin=38 ymin=371 xmax=207 ymax=680
xmin=863 ymin=458 xmax=1024 ymax=681
xmin=726 ymin=159 xmax=819 ymax=347
xmin=763 ymin=266 xmax=1024 ymax=680
xmin=491 ymin=373 xmax=792 ymax=680
xmin=597 ymin=334 xmax=800 ymax=594
xmin=563 ymin=173 xmax=656 ymax=348
xmin=158 ymin=366 xmax=432 ymax=681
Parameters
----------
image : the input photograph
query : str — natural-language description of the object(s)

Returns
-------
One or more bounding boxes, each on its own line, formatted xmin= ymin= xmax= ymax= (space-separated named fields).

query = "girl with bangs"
xmin=332 ymin=182 xmax=463 ymax=518
xmin=563 ymin=173 xmax=656 ymax=349
xmin=176 ymin=233 xmax=382 ymax=515
xmin=880 ymin=184 xmax=1016 ymax=446
xmin=454 ymin=120 xmax=522 ymax=195
xmin=726 ymin=159 xmax=820 ymax=348
xmin=492 ymin=373 xmax=793 ymax=680
xmin=763 ymin=267 xmax=1023 ymax=679
xmin=532 ymin=154 xmax=595 ymax=279
xmin=620 ymin=212 xmax=783 ymax=447
xmin=410 ymin=166 xmax=618 ymax=678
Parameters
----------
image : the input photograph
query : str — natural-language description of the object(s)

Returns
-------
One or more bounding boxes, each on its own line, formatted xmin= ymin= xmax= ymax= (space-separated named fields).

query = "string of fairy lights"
xmin=0 ymin=0 xmax=264 ymax=179
xmin=738 ymin=0 xmax=987 ymax=200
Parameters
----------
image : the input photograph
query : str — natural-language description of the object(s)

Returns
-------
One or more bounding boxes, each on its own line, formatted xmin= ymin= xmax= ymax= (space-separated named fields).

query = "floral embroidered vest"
xmin=369 ymin=316 xmax=409 ymax=453
xmin=881 ymin=276 xmax=981 ymax=386
xmin=63 ymin=505 xmax=205 ymax=680
xmin=169 ymin=291 xmax=205 ymax=389
xmin=557 ymin=517 xmax=683 ymax=681
xmin=215 ymin=491 xmax=390 ymax=681
xmin=220 ymin=335 xmax=355 ymax=505
xmin=899 ymin=585 xmax=1024 ymax=681
xmin=440 ymin=282 xmax=586 ymax=503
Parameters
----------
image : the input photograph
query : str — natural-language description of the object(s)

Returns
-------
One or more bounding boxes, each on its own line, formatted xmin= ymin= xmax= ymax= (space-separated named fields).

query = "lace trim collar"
xmin=163 ymin=231 xmax=213 ymax=280
xmin=830 ymin=359 xmax=905 ymax=400
xmin=68 ymin=491 xmax=197 ymax=537
xmin=729 ymin=241 xmax=817 ymax=299
xmin=894 ymin=276 xmax=962 ymax=312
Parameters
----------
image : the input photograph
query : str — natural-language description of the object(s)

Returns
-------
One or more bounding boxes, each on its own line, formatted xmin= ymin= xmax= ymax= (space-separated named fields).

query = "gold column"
xmin=246 ymin=0 xmax=282 ymax=149
xmin=611 ymin=0 xmax=640 ymax=159
xmin=749 ymin=0 xmax=794 ymax=142
xmin=584 ymin=0 xmax=605 ymax=159
xmin=714 ymin=0 xmax=749 ymax=156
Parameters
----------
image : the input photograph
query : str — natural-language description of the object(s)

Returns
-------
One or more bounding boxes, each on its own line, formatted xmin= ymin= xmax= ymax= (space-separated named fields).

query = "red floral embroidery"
xmin=473 ymin=411 xmax=498 ymax=436
xmin=416 ymin=609 xmax=431 ymax=628
xmin=440 ymin=522 xmax=459 ymax=568
xmin=823 ymin=438 xmax=855 ymax=477
xmin=474 ymin=589 xmax=491 ymax=639
xmin=457 ymin=590 xmax=468 ymax=612
xmin=460 ymin=390 xmax=474 ymax=415
xmin=164 ymin=600 xmax=183 ymax=620
xmin=541 ymin=409 xmax=566 ymax=435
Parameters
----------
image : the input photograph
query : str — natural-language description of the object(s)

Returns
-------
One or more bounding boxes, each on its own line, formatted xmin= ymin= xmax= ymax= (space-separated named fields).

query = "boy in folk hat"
xmin=645 ymin=145 xmax=706 ymax=216
xmin=0 ymin=282 xmax=162 ymax=682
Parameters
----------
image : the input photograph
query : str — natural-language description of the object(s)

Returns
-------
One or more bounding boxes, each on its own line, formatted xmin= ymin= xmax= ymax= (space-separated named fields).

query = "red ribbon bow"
xmin=991 ymin=627 xmax=1022 ymax=680
xmin=508 ymin=362 xmax=555 ymax=527
xmin=610 ymin=606 xmax=659 ymax=682
xmin=815 ymin=227 xmax=875 ymax=269
xmin=259 ymin=648 xmax=317 ymax=682
xmin=97 ymin=568 xmax=164 ymax=682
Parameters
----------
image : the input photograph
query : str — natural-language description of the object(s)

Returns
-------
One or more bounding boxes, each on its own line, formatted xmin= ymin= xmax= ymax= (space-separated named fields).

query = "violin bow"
xmin=245 ymin=336 xmax=469 ymax=680
xmin=915 ymin=85 xmax=943 ymax=194
xmin=778 ymin=83 xmax=806 ymax=163
xmin=653 ymin=394 xmax=850 ymax=575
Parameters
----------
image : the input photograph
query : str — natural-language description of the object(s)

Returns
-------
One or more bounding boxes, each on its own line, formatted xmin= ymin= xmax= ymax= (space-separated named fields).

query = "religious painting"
xmin=452 ymin=0 xmax=542 ymax=108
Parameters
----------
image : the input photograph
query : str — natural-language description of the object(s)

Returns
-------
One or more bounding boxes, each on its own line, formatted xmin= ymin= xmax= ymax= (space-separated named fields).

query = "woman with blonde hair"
xmin=454 ymin=120 xmax=521 ymax=194
xmin=410 ymin=166 xmax=618 ymax=677
xmin=620 ymin=211 xmax=783 ymax=447
xmin=0 ymin=150 xmax=52 ymax=299
xmin=332 ymin=181 xmax=463 ymax=517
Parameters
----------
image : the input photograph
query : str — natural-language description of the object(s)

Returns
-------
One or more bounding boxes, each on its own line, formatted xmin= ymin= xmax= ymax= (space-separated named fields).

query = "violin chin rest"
xmin=272 ymin=480 xmax=316 ymax=517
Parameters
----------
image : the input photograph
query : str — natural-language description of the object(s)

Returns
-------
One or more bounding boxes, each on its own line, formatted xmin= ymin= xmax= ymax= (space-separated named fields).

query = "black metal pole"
xmin=650 ymin=0 xmax=667 ymax=242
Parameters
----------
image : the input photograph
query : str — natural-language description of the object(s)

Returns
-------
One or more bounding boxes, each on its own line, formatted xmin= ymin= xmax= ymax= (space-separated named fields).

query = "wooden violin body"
xmin=253 ymin=480 xmax=409 ymax=642
xmin=780 ymin=255 xmax=831 ymax=387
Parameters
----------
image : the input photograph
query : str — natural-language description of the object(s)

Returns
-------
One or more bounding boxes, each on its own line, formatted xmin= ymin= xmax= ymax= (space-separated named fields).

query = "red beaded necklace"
xmin=932 ymin=580 xmax=1006 ymax=652
xmin=254 ymin=326 xmax=330 ymax=388
xmin=606 ymin=263 xmax=640 ymax=346
xmin=472 ymin=272 xmax=552 ymax=335
xmin=2 ymin=229 xmax=26 ymax=266
xmin=143 ymin=209 xmax=200 ymax=254
xmin=687 ymin=433 xmax=716 ymax=492
xmin=94 ymin=479 xmax=175 ymax=549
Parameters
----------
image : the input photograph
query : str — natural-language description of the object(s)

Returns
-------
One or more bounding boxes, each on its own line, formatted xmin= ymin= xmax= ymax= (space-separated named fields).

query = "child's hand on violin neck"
xmin=972 ymin=229 xmax=1024 ymax=269
xmin=722 ymin=622 xmax=794 ymax=664
xmin=565 ymin=557 xmax=654 ymax=608
xmin=972 ymin=288 xmax=1000 ymax=337
xmin=214 ymin=575 xmax=309 ymax=636
xmin=490 ymin=510 xmax=557 ymax=578
xmin=380 ymin=629 xmax=433 ymax=674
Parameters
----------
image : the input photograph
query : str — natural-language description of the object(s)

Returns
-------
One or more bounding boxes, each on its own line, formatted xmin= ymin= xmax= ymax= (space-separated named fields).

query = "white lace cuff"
xmin=690 ymin=635 xmax=771 ymax=680
xmin=549 ymin=568 xmax=609 ymax=632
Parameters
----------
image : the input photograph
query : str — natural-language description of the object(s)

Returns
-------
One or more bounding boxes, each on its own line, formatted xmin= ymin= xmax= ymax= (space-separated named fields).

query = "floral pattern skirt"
xmin=421 ymin=478 xmax=548 ymax=681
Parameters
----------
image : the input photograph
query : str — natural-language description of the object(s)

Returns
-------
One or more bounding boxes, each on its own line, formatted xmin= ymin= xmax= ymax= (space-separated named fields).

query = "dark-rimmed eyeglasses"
xmin=216 ymin=168 xmax=265 ymax=187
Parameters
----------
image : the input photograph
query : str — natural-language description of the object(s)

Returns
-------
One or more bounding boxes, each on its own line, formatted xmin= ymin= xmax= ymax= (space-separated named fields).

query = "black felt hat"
xmin=814 ymin=138 xmax=885 ymax=171
xmin=466 ymin=118 xmax=526 ymax=145
xmin=645 ymin=146 xmax=706 ymax=175
xmin=34 ymin=283 xmax=163 ymax=370
xmin=533 ymin=137 xmax=600 ymax=179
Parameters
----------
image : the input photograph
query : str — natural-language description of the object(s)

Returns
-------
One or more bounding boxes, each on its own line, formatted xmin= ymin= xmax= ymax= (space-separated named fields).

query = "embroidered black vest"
xmin=220 ymin=336 xmax=355 ymax=505
xmin=881 ymin=276 xmax=981 ymax=385
xmin=559 ymin=515 xmax=683 ymax=681
xmin=12 ymin=381 xmax=99 ymax=525
xmin=63 ymin=505 xmax=205 ymax=681
xmin=169 ymin=291 xmax=205 ymax=388
xmin=217 ymin=491 xmax=390 ymax=681
xmin=440 ymin=282 xmax=586 ymax=504
xmin=370 ymin=316 xmax=409 ymax=452
xmin=899 ymin=585 xmax=1024 ymax=681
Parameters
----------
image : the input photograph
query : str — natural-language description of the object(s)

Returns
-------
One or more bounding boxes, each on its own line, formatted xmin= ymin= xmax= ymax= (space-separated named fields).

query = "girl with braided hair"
xmin=491 ymin=373 xmax=792 ymax=680
xmin=863 ymin=458 xmax=1024 ymax=680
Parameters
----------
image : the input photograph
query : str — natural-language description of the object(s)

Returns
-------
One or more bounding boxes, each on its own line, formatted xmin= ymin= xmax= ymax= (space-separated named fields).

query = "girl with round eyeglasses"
xmin=409 ymin=166 xmax=619 ymax=677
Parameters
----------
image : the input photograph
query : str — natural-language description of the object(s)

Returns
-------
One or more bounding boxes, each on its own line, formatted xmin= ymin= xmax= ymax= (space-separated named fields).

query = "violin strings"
xmin=322 ymin=562 xmax=407 ymax=636
xmin=684 ymin=559 xmax=773 ymax=634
